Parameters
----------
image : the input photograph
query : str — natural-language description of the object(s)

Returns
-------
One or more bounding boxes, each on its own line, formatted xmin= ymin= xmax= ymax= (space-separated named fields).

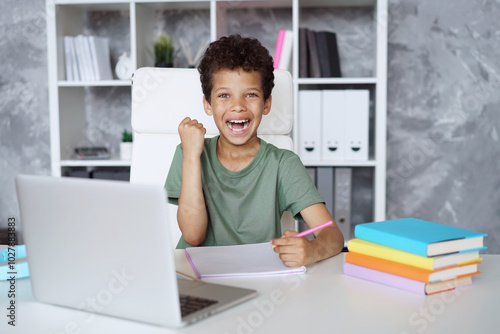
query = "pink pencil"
xmin=272 ymin=221 xmax=333 ymax=248
xmin=294 ymin=220 xmax=333 ymax=237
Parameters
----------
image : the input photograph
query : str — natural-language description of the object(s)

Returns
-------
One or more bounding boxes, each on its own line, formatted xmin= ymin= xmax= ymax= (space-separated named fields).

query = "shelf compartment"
xmin=54 ymin=2 xmax=132 ymax=81
xmin=57 ymin=86 xmax=131 ymax=161
xmin=215 ymin=0 xmax=293 ymax=66
xmin=134 ymin=2 xmax=211 ymax=68
xmin=297 ymin=83 xmax=377 ymax=162
xmin=298 ymin=3 xmax=377 ymax=78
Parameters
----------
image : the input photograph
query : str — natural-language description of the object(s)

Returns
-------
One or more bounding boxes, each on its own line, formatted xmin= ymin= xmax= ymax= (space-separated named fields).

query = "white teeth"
xmin=226 ymin=120 xmax=249 ymax=132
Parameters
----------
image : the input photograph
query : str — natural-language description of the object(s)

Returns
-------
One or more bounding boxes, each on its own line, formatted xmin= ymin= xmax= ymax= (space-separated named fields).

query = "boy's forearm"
xmin=178 ymin=155 xmax=208 ymax=246
xmin=299 ymin=203 xmax=344 ymax=263
xmin=309 ymin=227 xmax=344 ymax=263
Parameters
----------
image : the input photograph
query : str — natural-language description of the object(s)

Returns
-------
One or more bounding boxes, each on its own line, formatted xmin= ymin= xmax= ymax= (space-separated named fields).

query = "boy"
xmin=165 ymin=35 xmax=344 ymax=267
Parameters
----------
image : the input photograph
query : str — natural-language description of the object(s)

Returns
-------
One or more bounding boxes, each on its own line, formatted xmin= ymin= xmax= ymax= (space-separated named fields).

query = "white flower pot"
xmin=120 ymin=142 xmax=133 ymax=160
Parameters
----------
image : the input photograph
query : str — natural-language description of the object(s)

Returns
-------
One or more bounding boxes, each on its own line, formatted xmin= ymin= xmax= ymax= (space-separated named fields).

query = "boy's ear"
xmin=203 ymin=95 xmax=213 ymax=116
xmin=263 ymin=95 xmax=272 ymax=115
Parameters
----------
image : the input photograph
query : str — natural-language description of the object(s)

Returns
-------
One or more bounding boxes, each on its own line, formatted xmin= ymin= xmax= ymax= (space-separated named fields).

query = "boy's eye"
xmin=247 ymin=93 xmax=258 ymax=98
xmin=218 ymin=93 xmax=229 ymax=98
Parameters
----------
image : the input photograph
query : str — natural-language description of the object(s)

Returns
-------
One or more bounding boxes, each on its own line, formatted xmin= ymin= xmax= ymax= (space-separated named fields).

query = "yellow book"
xmin=347 ymin=239 xmax=482 ymax=270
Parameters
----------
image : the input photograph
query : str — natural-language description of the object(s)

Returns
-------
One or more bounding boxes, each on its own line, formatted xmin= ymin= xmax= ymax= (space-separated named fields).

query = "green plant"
xmin=153 ymin=33 xmax=175 ymax=67
xmin=121 ymin=129 xmax=133 ymax=142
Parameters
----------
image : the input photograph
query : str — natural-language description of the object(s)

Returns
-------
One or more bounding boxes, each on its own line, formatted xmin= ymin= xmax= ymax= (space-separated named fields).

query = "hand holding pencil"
xmin=271 ymin=221 xmax=333 ymax=267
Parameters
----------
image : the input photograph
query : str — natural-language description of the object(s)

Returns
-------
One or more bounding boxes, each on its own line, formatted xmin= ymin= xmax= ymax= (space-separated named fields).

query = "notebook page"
xmin=185 ymin=242 xmax=307 ymax=278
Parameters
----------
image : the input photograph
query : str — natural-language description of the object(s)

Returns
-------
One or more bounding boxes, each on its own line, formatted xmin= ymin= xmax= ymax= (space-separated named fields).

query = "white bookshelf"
xmin=291 ymin=0 xmax=387 ymax=222
xmin=46 ymin=0 xmax=387 ymax=220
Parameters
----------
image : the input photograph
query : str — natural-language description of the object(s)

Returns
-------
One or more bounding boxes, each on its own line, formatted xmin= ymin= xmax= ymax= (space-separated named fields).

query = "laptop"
xmin=15 ymin=174 xmax=257 ymax=327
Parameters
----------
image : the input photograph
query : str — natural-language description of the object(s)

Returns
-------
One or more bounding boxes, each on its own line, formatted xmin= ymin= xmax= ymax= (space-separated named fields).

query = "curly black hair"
xmin=198 ymin=34 xmax=275 ymax=104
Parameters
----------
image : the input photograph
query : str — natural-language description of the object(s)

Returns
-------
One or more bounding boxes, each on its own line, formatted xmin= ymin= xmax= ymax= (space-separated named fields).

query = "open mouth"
xmin=226 ymin=119 xmax=250 ymax=132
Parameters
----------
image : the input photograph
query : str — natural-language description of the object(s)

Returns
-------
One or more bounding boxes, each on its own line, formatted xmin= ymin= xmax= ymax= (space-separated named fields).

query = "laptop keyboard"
xmin=179 ymin=294 xmax=218 ymax=317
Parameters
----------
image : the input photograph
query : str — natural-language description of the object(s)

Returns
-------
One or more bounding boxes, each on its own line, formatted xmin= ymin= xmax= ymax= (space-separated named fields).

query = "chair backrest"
xmin=130 ymin=67 xmax=294 ymax=246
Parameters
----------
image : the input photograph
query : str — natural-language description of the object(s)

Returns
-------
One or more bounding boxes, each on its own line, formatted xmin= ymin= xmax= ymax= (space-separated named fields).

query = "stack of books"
xmin=344 ymin=218 xmax=487 ymax=295
xmin=298 ymin=28 xmax=341 ymax=78
xmin=63 ymin=34 xmax=113 ymax=82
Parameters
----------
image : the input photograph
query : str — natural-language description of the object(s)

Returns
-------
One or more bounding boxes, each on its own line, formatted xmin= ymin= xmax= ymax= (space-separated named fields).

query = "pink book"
xmin=343 ymin=262 xmax=473 ymax=295
xmin=273 ymin=30 xmax=286 ymax=69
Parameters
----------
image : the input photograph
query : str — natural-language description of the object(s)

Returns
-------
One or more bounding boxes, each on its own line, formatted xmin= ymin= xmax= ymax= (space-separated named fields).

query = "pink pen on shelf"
xmin=272 ymin=221 xmax=333 ymax=248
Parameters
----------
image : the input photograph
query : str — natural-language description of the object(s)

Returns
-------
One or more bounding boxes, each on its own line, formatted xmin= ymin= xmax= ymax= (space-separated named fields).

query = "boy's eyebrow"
xmin=214 ymin=86 xmax=263 ymax=93
xmin=247 ymin=87 xmax=263 ymax=92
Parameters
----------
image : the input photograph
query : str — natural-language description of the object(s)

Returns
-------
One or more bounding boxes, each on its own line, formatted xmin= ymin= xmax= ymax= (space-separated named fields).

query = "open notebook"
xmin=185 ymin=242 xmax=307 ymax=279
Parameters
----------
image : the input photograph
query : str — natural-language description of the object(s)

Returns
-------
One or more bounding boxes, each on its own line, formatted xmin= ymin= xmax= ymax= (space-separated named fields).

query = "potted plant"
xmin=120 ymin=129 xmax=133 ymax=160
xmin=153 ymin=33 xmax=175 ymax=67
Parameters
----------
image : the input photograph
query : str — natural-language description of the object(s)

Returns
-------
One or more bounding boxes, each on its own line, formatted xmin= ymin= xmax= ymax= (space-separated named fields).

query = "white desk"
xmin=2 ymin=253 xmax=499 ymax=334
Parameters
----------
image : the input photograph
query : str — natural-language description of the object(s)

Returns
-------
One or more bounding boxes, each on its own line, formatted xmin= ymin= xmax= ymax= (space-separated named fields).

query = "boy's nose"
xmin=230 ymin=97 xmax=246 ymax=112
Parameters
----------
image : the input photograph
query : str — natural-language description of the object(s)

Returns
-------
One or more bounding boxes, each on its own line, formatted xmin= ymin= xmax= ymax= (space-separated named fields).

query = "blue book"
xmin=354 ymin=218 xmax=487 ymax=257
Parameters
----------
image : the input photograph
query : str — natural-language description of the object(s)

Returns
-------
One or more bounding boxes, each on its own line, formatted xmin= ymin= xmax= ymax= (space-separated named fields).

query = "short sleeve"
xmin=277 ymin=152 xmax=325 ymax=221
xmin=164 ymin=144 xmax=183 ymax=205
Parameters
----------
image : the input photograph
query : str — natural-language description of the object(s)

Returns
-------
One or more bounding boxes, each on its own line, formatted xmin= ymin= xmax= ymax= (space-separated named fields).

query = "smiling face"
xmin=203 ymin=69 xmax=272 ymax=148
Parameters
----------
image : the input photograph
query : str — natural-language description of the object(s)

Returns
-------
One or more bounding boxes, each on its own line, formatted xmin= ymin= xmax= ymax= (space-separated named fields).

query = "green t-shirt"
xmin=165 ymin=136 xmax=324 ymax=249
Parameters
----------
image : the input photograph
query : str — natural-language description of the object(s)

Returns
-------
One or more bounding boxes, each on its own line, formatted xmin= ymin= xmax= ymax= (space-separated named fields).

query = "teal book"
xmin=354 ymin=218 xmax=487 ymax=257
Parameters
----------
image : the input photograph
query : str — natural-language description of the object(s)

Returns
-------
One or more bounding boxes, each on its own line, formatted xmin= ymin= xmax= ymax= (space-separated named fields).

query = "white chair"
xmin=130 ymin=67 xmax=295 ymax=246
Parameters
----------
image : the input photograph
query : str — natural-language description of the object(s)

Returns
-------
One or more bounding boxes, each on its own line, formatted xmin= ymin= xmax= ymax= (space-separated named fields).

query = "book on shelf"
xmin=184 ymin=242 xmax=306 ymax=279
xmin=347 ymin=238 xmax=482 ymax=271
xmin=273 ymin=29 xmax=286 ymax=69
xmin=88 ymin=36 xmax=113 ymax=81
xmin=306 ymin=29 xmax=321 ymax=78
xmin=355 ymin=218 xmax=487 ymax=257
xmin=298 ymin=28 xmax=309 ymax=78
xmin=63 ymin=36 xmax=77 ymax=81
xmin=315 ymin=31 xmax=341 ymax=77
xmin=278 ymin=30 xmax=293 ymax=72
xmin=345 ymin=251 xmax=481 ymax=283
xmin=72 ymin=35 xmax=89 ymax=81
xmin=64 ymin=35 xmax=113 ymax=82
xmin=343 ymin=262 xmax=474 ymax=295
xmin=78 ymin=35 xmax=95 ymax=81
xmin=302 ymin=29 xmax=341 ymax=78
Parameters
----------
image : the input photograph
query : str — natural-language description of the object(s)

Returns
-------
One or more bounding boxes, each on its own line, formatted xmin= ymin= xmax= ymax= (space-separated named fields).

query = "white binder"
xmin=298 ymin=90 xmax=322 ymax=161
xmin=344 ymin=90 xmax=369 ymax=161
xmin=321 ymin=90 xmax=345 ymax=161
